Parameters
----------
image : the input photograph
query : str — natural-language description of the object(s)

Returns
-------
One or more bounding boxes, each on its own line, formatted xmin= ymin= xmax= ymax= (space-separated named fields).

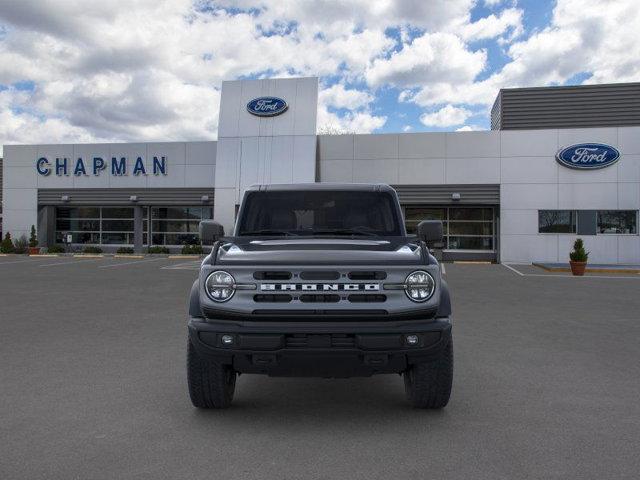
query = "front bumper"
xmin=188 ymin=316 xmax=452 ymax=377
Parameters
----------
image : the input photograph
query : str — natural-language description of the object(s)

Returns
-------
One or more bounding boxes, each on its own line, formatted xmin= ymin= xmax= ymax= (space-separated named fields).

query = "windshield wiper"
xmin=240 ymin=229 xmax=299 ymax=236
xmin=310 ymin=227 xmax=378 ymax=237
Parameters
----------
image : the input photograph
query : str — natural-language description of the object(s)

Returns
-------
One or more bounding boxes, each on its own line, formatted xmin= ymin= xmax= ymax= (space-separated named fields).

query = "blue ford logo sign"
xmin=556 ymin=143 xmax=620 ymax=170
xmin=247 ymin=97 xmax=288 ymax=117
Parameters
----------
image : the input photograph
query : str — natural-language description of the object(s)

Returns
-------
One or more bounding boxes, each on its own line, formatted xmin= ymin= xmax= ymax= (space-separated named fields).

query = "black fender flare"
xmin=436 ymin=278 xmax=451 ymax=318
xmin=188 ymin=279 xmax=203 ymax=318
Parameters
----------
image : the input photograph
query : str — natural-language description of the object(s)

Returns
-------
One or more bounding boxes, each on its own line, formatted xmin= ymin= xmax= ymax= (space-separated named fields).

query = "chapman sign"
xmin=556 ymin=143 xmax=620 ymax=170
xmin=36 ymin=156 xmax=168 ymax=177
xmin=246 ymin=97 xmax=288 ymax=117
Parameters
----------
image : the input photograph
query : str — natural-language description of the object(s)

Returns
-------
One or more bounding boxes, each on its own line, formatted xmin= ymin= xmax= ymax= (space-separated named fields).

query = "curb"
xmin=534 ymin=264 xmax=640 ymax=275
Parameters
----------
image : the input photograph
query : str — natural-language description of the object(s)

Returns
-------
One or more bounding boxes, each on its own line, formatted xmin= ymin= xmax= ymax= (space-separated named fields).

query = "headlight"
xmin=405 ymin=270 xmax=435 ymax=302
xmin=205 ymin=270 xmax=235 ymax=302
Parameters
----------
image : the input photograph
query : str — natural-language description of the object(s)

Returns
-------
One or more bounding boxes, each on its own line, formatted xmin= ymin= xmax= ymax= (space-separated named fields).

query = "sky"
xmin=0 ymin=0 xmax=638 ymax=154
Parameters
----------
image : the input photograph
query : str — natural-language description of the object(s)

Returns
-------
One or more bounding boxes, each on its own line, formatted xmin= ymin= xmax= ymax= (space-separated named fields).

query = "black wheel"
xmin=404 ymin=339 xmax=453 ymax=409
xmin=187 ymin=339 xmax=236 ymax=408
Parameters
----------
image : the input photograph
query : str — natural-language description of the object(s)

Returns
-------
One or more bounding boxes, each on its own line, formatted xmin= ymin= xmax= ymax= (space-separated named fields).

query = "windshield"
xmin=237 ymin=190 xmax=403 ymax=237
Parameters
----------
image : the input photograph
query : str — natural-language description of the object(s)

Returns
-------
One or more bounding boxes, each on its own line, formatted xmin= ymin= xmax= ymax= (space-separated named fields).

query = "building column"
xmin=37 ymin=206 xmax=56 ymax=248
xmin=133 ymin=206 xmax=144 ymax=253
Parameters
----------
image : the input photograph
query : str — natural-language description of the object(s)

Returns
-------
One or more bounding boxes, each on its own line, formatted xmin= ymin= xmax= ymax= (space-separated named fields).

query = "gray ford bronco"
xmin=187 ymin=183 xmax=453 ymax=408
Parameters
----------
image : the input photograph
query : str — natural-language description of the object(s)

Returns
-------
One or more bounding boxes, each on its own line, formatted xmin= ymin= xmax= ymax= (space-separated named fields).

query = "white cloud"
xmin=366 ymin=32 xmax=486 ymax=88
xmin=458 ymin=7 xmax=523 ymax=42
xmin=403 ymin=0 xmax=640 ymax=110
xmin=319 ymin=84 xmax=373 ymax=110
xmin=402 ymin=125 xmax=413 ymax=132
xmin=456 ymin=125 xmax=484 ymax=131
xmin=317 ymin=106 xmax=386 ymax=134
xmin=420 ymin=105 xmax=472 ymax=127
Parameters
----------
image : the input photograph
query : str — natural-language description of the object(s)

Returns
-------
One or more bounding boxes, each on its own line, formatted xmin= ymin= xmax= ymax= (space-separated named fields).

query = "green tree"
xmin=569 ymin=238 xmax=589 ymax=262
xmin=29 ymin=225 xmax=38 ymax=248
xmin=1 ymin=232 xmax=15 ymax=253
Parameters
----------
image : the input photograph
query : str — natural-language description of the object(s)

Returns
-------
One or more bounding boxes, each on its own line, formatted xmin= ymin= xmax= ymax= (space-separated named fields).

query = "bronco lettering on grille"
xmin=261 ymin=283 xmax=379 ymax=291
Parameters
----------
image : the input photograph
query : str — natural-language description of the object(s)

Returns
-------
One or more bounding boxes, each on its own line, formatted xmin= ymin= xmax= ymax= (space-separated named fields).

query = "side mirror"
xmin=199 ymin=221 xmax=225 ymax=245
xmin=417 ymin=220 xmax=443 ymax=244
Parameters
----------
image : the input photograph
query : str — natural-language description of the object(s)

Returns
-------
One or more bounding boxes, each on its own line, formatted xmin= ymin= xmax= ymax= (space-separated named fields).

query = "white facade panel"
xmin=501 ymin=156 xmax=558 ymax=184
xmin=501 ymin=234 xmax=559 ymax=263
xmin=319 ymin=160 xmax=353 ymax=183
xmin=317 ymin=135 xmax=354 ymax=160
xmin=3 ymin=167 xmax=36 ymax=189
xmin=398 ymin=133 xmax=446 ymax=159
xmin=445 ymin=131 xmax=500 ymax=158
xmin=557 ymin=183 xmax=618 ymax=209
xmin=617 ymin=154 xmax=640 ymax=183
xmin=397 ymin=158 xmax=445 ymax=184
xmin=617 ymin=182 xmax=640 ymax=209
xmin=3 ymin=144 xmax=38 ymax=167
xmin=501 ymin=184 xmax=558 ymax=210
xmin=500 ymin=129 xmax=558 ymax=157
xmin=500 ymin=209 xmax=540 ymax=236
xmin=354 ymin=134 xmax=398 ymax=160
xmin=352 ymin=159 xmax=398 ymax=183
xmin=557 ymin=128 xmax=619 ymax=149
xmin=292 ymin=136 xmax=317 ymax=183
xmin=445 ymin=157 xmax=500 ymax=184
xmin=618 ymin=236 xmax=640 ymax=263
xmin=618 ymin=127 xmax=640 ymax=155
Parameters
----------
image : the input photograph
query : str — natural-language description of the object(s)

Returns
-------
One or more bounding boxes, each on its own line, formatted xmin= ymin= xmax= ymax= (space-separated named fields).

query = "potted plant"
xmin=1 ymin=232 xmax=15 ymax=254
xmin=28 ymin=225 xmax=40 ymax=254
xmin=569 ymin=238 xmax=589 ymax=276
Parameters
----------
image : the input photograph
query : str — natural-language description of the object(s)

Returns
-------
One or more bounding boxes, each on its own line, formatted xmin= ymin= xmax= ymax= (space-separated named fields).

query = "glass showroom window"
xmin=597 ymin=210 xmax=638 ymax=234
xmin=55 ymin=207 xmax=140 ymax=244
xmin=56 ymin=207 xmax=101 ymax=244
xmin=150 ymin=206 xmax=214 ymax=245
xmin=538 ymin=210 xmax=577 ymax=233
xmin=404 ymin=206 xmax=494 ymax=250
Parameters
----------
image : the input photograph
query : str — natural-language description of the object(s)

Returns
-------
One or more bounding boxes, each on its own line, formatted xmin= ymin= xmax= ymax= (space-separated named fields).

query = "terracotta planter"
xmin=569 ymin=260 xmax=587 ymax=276
xmin=28 ymin=246 xmax=40 ymax=255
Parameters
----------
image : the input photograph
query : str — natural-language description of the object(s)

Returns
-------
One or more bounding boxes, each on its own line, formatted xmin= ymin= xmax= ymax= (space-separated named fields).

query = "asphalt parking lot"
xmin=1 ymin=256 xmax=640 ymax=479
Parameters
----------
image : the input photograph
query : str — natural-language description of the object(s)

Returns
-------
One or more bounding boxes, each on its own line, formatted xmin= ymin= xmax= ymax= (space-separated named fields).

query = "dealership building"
xmin=1 ymin=78 xmax=639 ymax=263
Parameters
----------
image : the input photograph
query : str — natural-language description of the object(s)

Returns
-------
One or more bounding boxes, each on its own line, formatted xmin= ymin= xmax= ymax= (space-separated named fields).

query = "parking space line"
xmin=38 ymin=258 xmax=103 ymax=267
xmin=0 ymin=257 xmax=54 ymax=266
xmin=502 ymin=263 xmax=525 ymax=276
xmin=98 ymin=257 xmax=166 ymax=269
xmin=161 ymin=261 xmax=201 ymax=270
xmin=441 ymin=264 xmax=446 ymax=275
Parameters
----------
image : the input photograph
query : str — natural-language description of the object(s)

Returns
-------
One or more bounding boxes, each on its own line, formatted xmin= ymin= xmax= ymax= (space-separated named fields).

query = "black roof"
xmin=246 ymin=183 xmax=397 ymax=193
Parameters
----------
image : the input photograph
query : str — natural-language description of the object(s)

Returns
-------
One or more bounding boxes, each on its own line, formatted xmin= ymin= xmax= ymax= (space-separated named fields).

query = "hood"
xmin=215 ymin=237 xmax=425 ymax=266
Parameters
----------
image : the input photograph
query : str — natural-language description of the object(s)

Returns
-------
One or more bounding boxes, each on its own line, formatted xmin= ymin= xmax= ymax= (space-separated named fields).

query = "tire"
xmin=187 ymin=339 xmax=236 ymax=408
xmin=404 ymin=339 xmax=453 ymax=409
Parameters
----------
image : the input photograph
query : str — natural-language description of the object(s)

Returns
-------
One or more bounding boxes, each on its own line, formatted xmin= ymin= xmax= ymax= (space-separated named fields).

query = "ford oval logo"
xmin=247 ymin=97 xmax=288 ymax=117
xmin=556 ymin=143 xmax=620 ymax=170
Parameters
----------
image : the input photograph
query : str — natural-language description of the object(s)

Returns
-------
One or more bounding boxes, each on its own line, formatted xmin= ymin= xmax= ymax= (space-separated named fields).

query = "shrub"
xmin=148 ymin=246 xmax=170 ymax=254
xmin=83 ymin=246 xmax=103 ymax=254
xmin=47 ymin=244 xmax=65 ymax=254
xmin=116 ymin=247 xmax=135 ymax=254
xmin=181 ymin=243 xmax=203 ymax=255
xmin=14 ymin=235 xmax=29 ymax=254
xmin=29 ymin=225 xmax=38 ymax=248
xmin=569 ymin=238 xmax=589 ymax=262
xmin=1 ymin=233 xmax=15 ymax=253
